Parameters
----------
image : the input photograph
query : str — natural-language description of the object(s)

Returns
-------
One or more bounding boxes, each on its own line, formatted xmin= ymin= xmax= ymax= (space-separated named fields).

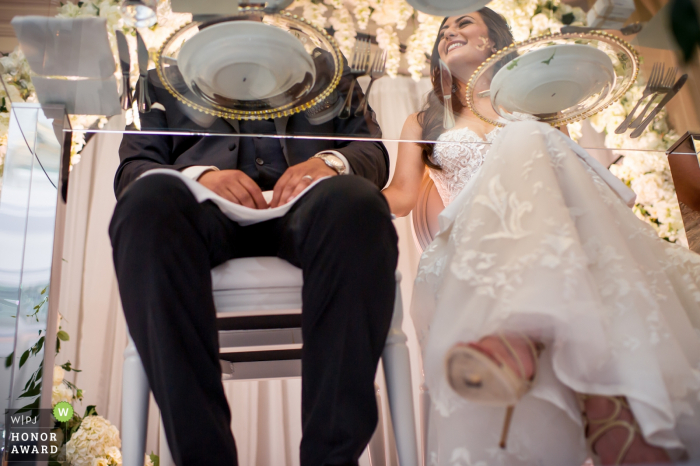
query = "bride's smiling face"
xmin=437 ymin=13 xmax=494 ymax=81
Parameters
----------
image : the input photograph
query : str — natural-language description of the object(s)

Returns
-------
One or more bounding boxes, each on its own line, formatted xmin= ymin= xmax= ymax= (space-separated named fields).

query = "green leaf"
xmin=18 ymin=385 xmax=41 ymax=398
xmin=57 ymin=330 xmax=69 ymax=341
xmin=41 ymin=287 xmax=47 ymax=295
xmin=149 ymin=452 xmax=161 ymax=466
xmin=5 ymin=351 xmax=13 ymax=368
xmin=19 ymin=350 xmax=29 ymax=368
xmin=84 ymin=405 xmax=97 ymax=417
xmin=23 ymin=372 xmax=36 ymax=391
xmin=61 ymin=361 xmax=81 ymax=372
xmin=15 ymin=397 xmax=40 ymax=415
xmin=561 ymin=12 xmax=575 ymax=25
xmin=32 ymin=336 xmax=45 ymax=355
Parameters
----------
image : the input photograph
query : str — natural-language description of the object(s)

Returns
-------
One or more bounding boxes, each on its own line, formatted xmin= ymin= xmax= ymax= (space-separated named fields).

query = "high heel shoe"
xmin=444 ymin=333 xmax=544 ymax=449
xmin=580 ymin=395 xmax=670 ymax=465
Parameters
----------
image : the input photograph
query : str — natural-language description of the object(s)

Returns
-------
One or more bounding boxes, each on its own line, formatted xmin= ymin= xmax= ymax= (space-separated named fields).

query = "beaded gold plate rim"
xmin=155 ymin=7 xmax=344 ymax=120
xmin=466 ymin=31 xmax=640 ymax=128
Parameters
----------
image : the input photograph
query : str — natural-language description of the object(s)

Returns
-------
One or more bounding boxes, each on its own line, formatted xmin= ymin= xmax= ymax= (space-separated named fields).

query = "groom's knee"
xmin=311 ymin=176 xmax=398 ymax=254
xmin=109 ymin=174 xmax=196 ymax=246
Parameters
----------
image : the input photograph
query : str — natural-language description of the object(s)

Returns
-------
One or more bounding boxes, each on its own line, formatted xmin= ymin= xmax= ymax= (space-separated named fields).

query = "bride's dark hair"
xmin=418 ymin=8 xmax=514 ymax=169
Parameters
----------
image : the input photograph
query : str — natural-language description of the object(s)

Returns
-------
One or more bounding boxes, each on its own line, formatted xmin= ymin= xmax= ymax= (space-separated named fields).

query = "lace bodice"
xmin=428 ymin=126 xmax=501 ymax=205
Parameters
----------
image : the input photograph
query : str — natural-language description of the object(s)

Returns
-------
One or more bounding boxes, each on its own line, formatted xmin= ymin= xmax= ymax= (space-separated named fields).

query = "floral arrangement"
xmin=65 ymin=413 xmax=122 ymax=466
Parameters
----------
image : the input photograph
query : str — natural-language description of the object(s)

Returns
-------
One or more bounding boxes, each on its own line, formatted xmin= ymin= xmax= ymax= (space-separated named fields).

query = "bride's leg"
xmin=583 ymin=395 xmax=671 ymax=465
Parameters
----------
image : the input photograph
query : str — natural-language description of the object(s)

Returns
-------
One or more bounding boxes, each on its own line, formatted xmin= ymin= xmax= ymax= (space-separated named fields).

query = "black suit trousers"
xmin=108 ymin=174 xmax=399 ymax=466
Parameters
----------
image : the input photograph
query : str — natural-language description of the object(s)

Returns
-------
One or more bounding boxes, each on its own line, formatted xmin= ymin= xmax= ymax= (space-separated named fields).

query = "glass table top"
xmin=0 ymin=0 xmax=697 ymax=155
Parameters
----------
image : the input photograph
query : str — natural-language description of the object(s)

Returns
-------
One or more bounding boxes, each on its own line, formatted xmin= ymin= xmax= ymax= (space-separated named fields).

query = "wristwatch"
xmin=312 ymin=152 xmax=347 ymax=175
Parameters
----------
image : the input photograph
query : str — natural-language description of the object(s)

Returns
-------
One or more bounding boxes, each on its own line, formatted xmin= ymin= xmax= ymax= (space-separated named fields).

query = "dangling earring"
xmin=452 ymin=83 xmax=457 ymax=94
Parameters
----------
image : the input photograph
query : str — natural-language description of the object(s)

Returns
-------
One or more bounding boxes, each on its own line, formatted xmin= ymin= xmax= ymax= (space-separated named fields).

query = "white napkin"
xmin=11 ymin=16 xmax=115 ymax=78
xmin=141 ymin=169 xmax=330 ymax=226
xmin=32 ymin=76 xmax=121 ymax=116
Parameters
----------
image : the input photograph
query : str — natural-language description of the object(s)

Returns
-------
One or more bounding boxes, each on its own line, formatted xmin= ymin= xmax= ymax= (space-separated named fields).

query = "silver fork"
xmin=339 ymin=37 xmax=371 ymax=119
xmin=629 ymin=66 xmax=677 ymax=129
xmin=615 ymin=63 xmax=663 ymax=134
xmin=355 ymin=50 xmax=387 ymax=116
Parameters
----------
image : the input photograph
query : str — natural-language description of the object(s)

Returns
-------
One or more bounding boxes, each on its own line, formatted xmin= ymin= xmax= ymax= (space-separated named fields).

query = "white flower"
xmin=531 ymin=13 xmax=551 ymax=34
xmin=53 ymin=365 xmax=65 ymax=386
xmin=328 ymin=4 xmax=356 ymax=59
xmin=349 ymin=0 xmax=372 ymax=30
xmin=66 ymin=415 xmax=122 ymax=466
xmin=375 ymin=25 xmax=401 ymax=78
xmin=52 ymin=383 xmax=73 ymax=407
xmin=144 ymin=454 xmax=154 ymax=466
xmin=406 ymin=13 xmax=441 ymax=81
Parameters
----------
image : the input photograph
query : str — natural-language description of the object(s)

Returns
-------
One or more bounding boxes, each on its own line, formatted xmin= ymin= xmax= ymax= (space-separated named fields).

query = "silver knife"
xmin=438 ymin=59 xmax=455 ymax=130
xmin=116 ymin=30 xmax=133 ymax=111
xmin=136 ymin=31 xmax=152 ymax=113
xmin=630 ymin=74 xmax=687 ymax=138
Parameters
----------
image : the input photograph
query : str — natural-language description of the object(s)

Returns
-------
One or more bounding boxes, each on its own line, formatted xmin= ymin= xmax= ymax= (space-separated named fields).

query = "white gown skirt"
xmin=411 ymin=120 xmax=700 ymax=465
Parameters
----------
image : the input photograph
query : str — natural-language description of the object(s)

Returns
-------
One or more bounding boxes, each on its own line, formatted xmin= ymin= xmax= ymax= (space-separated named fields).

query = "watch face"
xmin=321 ymin=154 xmax=344 ymax=173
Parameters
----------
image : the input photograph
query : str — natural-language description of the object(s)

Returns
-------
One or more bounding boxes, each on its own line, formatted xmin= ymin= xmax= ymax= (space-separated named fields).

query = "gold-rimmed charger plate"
xmin=466 ymin=31 xmax=639 ymax=127
xmin=155 ymin=7 xmax=343 ymax=120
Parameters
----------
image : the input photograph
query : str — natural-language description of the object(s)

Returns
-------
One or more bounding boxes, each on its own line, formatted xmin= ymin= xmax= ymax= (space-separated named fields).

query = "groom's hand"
xmin=270 ymin=158 xmax=337 ymax=207
xmin=198 ymin=169 xmax=268 ymax=209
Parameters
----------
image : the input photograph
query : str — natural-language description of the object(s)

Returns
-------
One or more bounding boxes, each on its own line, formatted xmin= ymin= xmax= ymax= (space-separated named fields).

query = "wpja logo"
xmin=4 ymin=409 xmax=65 ymax=462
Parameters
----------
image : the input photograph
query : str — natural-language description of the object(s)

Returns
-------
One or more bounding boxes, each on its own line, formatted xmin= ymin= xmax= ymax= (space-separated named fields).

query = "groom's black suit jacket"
xmin=115 ymin=64 xmax=390 ymax=198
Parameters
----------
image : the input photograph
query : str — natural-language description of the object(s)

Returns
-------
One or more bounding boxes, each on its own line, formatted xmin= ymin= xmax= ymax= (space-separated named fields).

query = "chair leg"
xmin=382 ymin=271 xmax=419 ymax=466
xmin=122 ymin=335 xmax=150 ymax=466
xmin=367 ymin=383 xmax=387 ymax=466
xmin=419 ymin=383 xmax=431 ymax=466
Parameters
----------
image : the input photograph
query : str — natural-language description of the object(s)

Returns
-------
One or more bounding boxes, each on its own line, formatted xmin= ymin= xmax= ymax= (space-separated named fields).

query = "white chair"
xmin=121 ymin=256 xmax=419 ymax=466
xmin=410 ymin=172 xmax=444 ymax=466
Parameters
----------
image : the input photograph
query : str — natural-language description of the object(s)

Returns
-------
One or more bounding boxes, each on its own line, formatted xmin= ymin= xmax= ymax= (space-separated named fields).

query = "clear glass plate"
xmin=156 ymin=7 xmax=343 ymax=120
xmin=467 ymin=31 xmax=639 ymax=127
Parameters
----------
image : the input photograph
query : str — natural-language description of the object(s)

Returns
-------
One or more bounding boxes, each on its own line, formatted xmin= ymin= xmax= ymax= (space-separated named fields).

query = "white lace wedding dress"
xmin=411 ymin=120 xmax=700 ymax=466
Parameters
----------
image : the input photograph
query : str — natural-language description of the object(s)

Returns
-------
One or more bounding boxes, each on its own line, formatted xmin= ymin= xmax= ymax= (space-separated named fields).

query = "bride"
xmin=382 ymin=8 xmax=700 ymax=466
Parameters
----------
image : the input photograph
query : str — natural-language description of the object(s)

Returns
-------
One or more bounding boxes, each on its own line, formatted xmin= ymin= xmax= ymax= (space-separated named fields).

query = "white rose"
xmin=531 ymin=13 xmax=550 ymax=33
xmin=93 ymin=458 xmax=109 ymax=466
xmin=52 ymin=383 xmax=72 ymax=407
xmin=53 ymin=365 xmax=65 ymax=386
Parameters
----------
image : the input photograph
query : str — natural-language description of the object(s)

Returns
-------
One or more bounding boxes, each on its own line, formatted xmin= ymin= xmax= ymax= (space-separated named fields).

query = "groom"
xmin=108 ymin=54 xmax=397 ymax=466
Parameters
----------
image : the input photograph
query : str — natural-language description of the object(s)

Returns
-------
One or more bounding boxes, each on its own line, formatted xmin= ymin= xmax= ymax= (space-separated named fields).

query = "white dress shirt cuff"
xmin=315 ymin=150 xmax=353 ymax=175
xmin=180 ymin=165 xmax=220 ymax=181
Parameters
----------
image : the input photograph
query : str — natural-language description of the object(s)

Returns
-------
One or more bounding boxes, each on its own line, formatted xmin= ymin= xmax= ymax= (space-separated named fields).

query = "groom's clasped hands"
xmin=198 ymin=157 xmax=338 ymax=209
